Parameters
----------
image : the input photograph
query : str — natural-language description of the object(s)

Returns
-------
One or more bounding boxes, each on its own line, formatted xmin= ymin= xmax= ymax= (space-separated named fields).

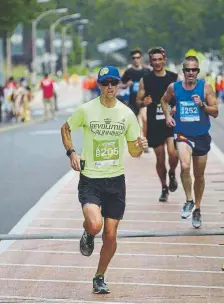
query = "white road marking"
xmin=0 ymin=296 xmax=149 ymax=304
xmin=7 ymin=249 xmax=224 ymax=259
xmin=10 ymin=238 xmax=223 ymax=247
xmin=0 ymin=277 xmax=223 ymax=289
xmin=0 ymin=262 xmax=222 ymax=274
xmin=30 ymin=130 xmax=61 ymax=135
xmin=48 ymin=202 xmax=224 ymax=207
xmin=35 ymin=217 xmax=224 ymax=225
xmin=42 ymin=208 xmax=223 ymax=215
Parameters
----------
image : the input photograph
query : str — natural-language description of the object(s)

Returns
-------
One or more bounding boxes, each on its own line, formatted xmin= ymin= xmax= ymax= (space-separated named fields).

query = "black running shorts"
xmin=78 ymin=174 xmax=126 ymax=220
xmin=147 ymin=122 xmax=174 ymax=148
xmin=174 ymin=132 xmax=211 ymax=156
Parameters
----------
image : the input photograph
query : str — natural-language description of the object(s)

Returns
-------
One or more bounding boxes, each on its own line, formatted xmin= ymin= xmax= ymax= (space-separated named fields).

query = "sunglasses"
xmin=132 ymin=56 xmax=141 ymax=60
xmin=100 ymin=79 xmax=119 ymax=86
xmin=183 ymin=68 xmax=200 ymax=73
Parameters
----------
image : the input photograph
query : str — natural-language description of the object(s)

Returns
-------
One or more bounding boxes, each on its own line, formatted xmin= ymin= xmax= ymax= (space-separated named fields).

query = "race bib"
xmin=93 ymin=139 xmax=119 ymax=167
xmin=180 ymin=101 xmax=200 ymax=122
xmin=156 ymin=104 xmax=165 ymax=120
xmin=132 ymin=81 xmax=139 ymax=93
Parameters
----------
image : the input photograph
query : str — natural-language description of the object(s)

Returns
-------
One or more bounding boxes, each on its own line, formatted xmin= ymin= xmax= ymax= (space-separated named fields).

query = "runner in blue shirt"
xmin=161 ymin=56 xmax=218 ymax=228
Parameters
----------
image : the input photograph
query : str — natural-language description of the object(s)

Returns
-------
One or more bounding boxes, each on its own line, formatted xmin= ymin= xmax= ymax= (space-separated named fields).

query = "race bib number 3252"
xmin=180 ymin=101 xmax=200 ymax=122
xmin=93 ymin=139 xmax=119 ymax=167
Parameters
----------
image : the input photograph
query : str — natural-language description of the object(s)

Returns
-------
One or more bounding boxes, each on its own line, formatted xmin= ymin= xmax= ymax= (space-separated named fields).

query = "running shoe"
xmin=181 ymin=201 xmax=195 ymax=219
xmin=93 ymin=276 xmax=110 ymax=294
xmin=192 ymin=208 xmax=202 ymax=228
xmin=159 ymin=186 xmax=169 ymax=202
xmin=168 ymin=170 xmax=178 ymax=192
xmin=80 ymin=230 xmax=95 ymax=256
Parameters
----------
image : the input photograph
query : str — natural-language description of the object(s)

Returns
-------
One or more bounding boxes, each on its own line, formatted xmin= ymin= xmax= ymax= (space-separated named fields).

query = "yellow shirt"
xmin=67 ymin=97 xmax=141 ymax=178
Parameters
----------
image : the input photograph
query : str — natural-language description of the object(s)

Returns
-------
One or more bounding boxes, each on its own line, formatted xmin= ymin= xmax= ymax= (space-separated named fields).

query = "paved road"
xmin=0 ymin=148 xmax=223 ymax=303
xmin=0 ymin=96 xmax=223 ymax=236
xmin=0 ymin=83 xmax=83 ymax=234
xmin=210 ymin=104 xmax=224 ymax=152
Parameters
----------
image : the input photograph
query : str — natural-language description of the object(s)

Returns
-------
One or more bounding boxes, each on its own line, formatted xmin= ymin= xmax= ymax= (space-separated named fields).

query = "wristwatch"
xmin=66 ymin=149 xmax=75 ymax=157
xmin=200 ymin=102 xmax=207 ymax=109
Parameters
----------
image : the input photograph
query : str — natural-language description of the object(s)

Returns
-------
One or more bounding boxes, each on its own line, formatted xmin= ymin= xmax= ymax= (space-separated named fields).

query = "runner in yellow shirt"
xmin=61 ymin=65 xmax=148 ymax=294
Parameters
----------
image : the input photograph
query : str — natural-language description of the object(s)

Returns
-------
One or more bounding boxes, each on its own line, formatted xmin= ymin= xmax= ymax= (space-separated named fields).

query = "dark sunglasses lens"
xmin=132 ymin=56 xmax=141 ymax=59
xmin=184 ymin=68 xmax=199 ymax=72
xmin=101 ymin=80 xmax=118 ymax=86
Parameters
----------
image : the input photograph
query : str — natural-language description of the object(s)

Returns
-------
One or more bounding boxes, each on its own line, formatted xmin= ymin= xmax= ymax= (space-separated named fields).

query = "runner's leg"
xmin=166 ymin=137 xmax=178 ymax=192
xmin=193 ymin=154 xmax=207 ymax=209
xmin=191 ymin=154 xmax=207 ymax=228
xmin=44 ymin=99 xmax=48 ymax=121
xmin=83 ymin=204 xmax=103 ymax=236
xmin=154 ymin=144 xmax=167 ymax=187
xmin=95 ymin=218 xmax=119 ymax=276
xmin=79 ymin=204 xmax=103 ymax=257
xmin=154 ymin=144 xmax=169 ymax=201
xmin=176 ymin=141 xmax=194 ymax=218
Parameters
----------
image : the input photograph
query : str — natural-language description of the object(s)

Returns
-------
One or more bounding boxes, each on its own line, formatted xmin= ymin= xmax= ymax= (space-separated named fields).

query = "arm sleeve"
xmin=125 ymin=112 xmax=141 ymax=141
xmin=67 ymin=105 xmax=85 ymax=131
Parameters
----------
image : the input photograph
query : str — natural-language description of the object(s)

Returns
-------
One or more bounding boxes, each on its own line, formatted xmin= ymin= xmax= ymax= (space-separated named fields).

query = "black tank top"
xmin=143 ymin=70 xmax=178 ymax=123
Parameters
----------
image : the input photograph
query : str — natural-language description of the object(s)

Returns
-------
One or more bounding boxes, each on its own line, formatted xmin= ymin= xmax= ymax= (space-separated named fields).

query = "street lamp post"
xmin=61 ymin=19 xmax=88 ymax=75
xmin=81 ymin=41 xmax=88 ymax=67
xmin=78 ymin=24 xmax=88 ymax=67
xmin=49 ymin=13 xmax=80 ymax=74
xmin=31 ymin=8 xmax=68 ymax=83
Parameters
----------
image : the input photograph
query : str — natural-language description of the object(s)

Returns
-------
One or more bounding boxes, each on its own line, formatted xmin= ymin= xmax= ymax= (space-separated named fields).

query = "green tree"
xmin=0 ymin=0 xmax=44 ymax=34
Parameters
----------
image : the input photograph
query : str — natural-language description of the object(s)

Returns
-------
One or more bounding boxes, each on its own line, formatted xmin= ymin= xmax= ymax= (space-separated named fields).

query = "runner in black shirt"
xmin=122 ymin=49 xmax=150 ymax=147
xmin=137 ymin=47 xmax=179 ymax=202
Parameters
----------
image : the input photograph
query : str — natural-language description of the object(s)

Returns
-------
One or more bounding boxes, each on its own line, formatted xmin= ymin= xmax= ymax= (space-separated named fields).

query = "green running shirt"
xmin=67 ymin=97 xmax=141 ymax=178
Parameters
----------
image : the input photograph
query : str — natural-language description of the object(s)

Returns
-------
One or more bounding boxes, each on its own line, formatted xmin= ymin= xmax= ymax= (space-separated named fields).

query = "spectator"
xmin=40 ymin=74 xmax=55 ymax=120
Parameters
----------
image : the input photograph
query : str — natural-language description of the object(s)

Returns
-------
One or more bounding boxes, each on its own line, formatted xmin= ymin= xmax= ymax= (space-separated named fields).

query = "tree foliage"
xmin=0 ymin=0 xmax=48 ymax=33
xmin=63 ymin=0 xmax=224 ymax=61
xmin=1 ymin=0 xmax=224 ymax=61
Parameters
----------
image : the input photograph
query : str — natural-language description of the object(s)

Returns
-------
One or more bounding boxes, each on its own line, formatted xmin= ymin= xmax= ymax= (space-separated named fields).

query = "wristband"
xmin=66 ymin=149 xmax=76 ymax=157
xmin=200 ymin=102 xmax=206 ymax=109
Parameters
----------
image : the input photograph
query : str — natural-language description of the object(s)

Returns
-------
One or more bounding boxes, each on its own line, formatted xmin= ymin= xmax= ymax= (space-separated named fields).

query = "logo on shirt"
xmin=90 ymin=118 xmax=125 ymax=136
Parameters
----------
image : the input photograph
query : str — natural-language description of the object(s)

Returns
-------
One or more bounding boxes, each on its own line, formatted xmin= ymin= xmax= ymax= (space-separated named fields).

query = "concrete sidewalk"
xmin=0 ymin=145 xmax=223 ymax=303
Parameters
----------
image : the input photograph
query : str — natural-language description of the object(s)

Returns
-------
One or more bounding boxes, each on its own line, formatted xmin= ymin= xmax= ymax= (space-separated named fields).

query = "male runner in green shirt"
xmin=61 ymin=65 xmax=148 ymax=294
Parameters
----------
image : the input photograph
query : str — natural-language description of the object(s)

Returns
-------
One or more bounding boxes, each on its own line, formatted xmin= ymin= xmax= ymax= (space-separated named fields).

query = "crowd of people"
xmin=61 ymin=47 xmax=219 ymax=295
xmin=0 ymin=73 xmax=59 ymax=123
xmin=0 ymin=76 xmax=32 ymax=123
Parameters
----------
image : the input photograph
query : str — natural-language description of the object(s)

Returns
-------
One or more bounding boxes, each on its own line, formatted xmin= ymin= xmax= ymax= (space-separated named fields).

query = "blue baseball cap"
xmin=97 ymin=66 xmax=121 ymax=83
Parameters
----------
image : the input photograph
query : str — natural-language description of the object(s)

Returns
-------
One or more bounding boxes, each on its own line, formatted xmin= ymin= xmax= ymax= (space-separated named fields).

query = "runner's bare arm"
xmin=161 ymin=83 xmax=175 ymax=119
xmin=119 ymin=81 xmax=131 ymax=89
xmin=61 ymin=122 xmax=74 ymax=151
xmin=127 ymin=140 xmax=144 ymax=157
xmin=61 ymin=122 xmax=81 ymax=171
xmin=136 ymin=78 xmax=145 ymax=106
xmin=204 ymin=83 xmax=219 ymax=118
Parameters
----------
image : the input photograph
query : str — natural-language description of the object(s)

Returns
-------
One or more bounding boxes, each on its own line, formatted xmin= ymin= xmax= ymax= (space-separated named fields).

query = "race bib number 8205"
xmin=93 ymin=139 xmax=119 ymax=167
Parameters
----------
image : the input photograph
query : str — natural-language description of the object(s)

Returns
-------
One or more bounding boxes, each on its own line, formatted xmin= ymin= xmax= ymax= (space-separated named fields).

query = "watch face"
xmin=67 ymin=150 xmax=72 ymax=156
